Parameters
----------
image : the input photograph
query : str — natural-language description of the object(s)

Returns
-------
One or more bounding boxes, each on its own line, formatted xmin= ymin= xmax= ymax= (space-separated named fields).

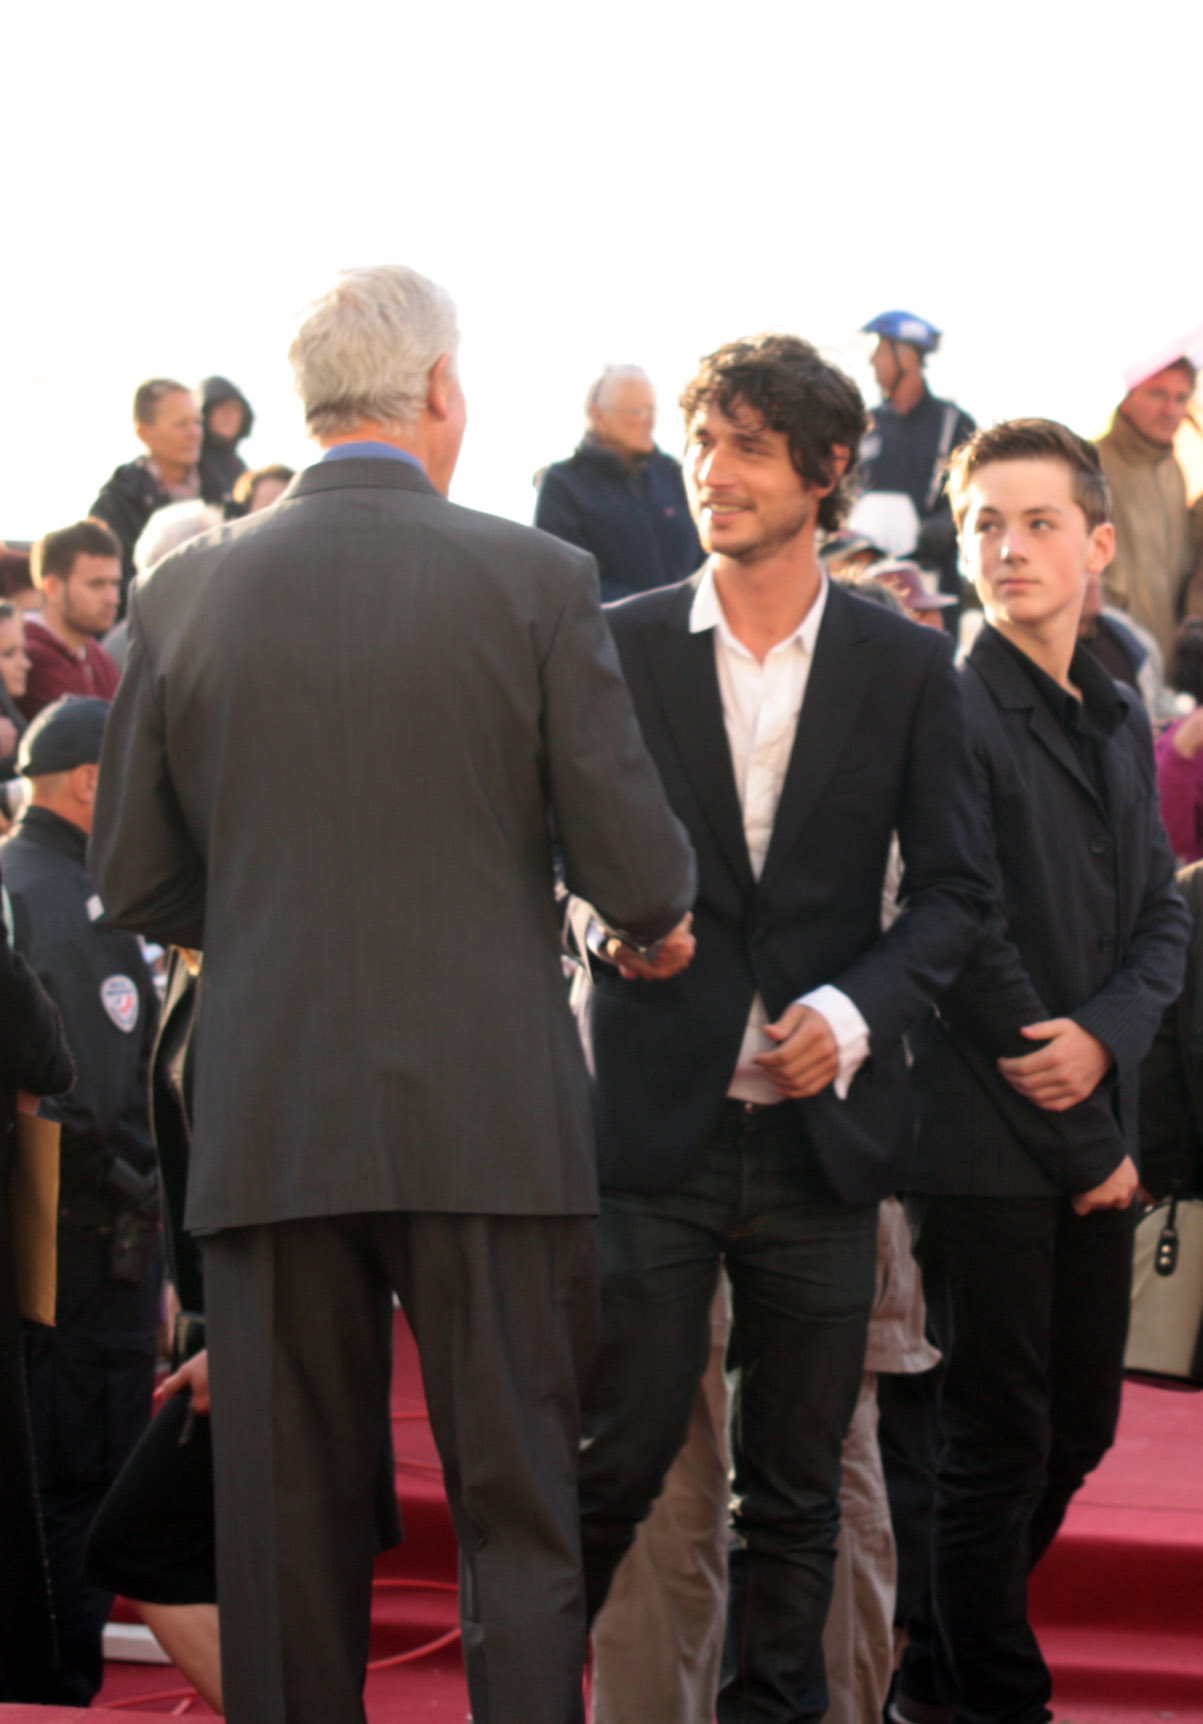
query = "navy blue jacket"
xmin=535 ymin=442 xmax=703 ymax=602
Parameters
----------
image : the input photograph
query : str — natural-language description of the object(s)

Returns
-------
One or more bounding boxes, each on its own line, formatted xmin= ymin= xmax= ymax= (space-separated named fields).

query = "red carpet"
xmin=1031 ymin=1379 xmax=1203 ymax=1721
xmin=2 ymin=1315 xmax=1196 ymax=1721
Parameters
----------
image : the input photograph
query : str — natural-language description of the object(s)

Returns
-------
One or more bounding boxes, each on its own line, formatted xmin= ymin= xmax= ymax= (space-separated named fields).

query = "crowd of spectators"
xmin=2 ymin=299 xmax=1203 ymax=1724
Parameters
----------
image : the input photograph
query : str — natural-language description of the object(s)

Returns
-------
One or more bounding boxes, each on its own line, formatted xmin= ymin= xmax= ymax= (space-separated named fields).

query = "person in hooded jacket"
xmin=198 ymin=377 xmax=254 ymax=504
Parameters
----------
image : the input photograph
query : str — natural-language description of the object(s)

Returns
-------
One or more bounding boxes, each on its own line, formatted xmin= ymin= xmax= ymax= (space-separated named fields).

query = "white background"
xmin=2 ymin=0 xmax=1200 ymax=541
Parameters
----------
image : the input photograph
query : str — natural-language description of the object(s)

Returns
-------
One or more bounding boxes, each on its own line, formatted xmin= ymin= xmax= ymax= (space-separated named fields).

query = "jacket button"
xmin=1089 ymin=837 xmax=1107 ymax=855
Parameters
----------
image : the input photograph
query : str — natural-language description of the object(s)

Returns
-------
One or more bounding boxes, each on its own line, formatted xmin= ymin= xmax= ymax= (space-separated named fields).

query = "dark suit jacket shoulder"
xmin=578 ymin=575 xmax=991 ymax=1203
xmin=911 ymin=624 xmax=1189 ymax=1196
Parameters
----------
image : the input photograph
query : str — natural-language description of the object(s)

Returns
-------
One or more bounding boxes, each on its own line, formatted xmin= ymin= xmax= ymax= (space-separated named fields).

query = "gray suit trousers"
xmin=203 ymin=1211 xmax=597 ymax=1724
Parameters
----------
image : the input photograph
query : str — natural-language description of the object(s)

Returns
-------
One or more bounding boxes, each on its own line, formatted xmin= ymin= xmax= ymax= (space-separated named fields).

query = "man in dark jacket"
xmin=90 ymin=379 xmax=221 ymax=598
xmin=0 ymin=858 xmax=73 ymax=1703
xmin=573 ymin=334 xmax=991 ymax=1723
xmin=535 ymin=365 xmax=703 ymax=600
xmin=901 ymin=421 xmax=1189 ymax=1724
xmin=3 ymin=697 xmax=160 ymax=1706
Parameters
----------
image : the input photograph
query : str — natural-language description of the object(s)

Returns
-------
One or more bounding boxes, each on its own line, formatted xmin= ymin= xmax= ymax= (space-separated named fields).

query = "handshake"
xmin=603 ymin=913 xmax=696 ymax=981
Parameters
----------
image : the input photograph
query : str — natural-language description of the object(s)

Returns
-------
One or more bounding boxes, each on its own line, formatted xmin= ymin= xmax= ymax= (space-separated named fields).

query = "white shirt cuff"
xmin=797 ymin=985 xmax=870 ymax=1100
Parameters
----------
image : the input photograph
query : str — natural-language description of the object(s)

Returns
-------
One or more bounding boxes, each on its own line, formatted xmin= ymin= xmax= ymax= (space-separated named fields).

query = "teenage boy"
xmin=902 ymin=420 xmax=1189 ymax=1724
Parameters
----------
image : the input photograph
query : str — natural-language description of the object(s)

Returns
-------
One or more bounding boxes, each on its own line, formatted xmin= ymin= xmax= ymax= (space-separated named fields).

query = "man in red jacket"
xmin=21 ymin=522 xmax=122 ymax=720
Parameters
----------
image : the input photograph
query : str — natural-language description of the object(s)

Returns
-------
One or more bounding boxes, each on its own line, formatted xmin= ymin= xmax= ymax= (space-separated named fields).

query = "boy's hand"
xmin=997 ymin=1019 xmax=1112 ymax=1111
xmin=1072 ymin=1156 xmax=1139 ymax=1215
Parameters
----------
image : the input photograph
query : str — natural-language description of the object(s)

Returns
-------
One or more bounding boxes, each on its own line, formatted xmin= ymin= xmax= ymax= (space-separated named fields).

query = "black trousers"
xmin=203 ymin=1211 xmax=597 ymax=1724
xmin=579 ymin=1102 xmax=878 ymax=1724
xmin=907 ymin=1194 xmax=1135 ymax=1724
xmin=22 ymin=1229 xmax=160 ymax=1707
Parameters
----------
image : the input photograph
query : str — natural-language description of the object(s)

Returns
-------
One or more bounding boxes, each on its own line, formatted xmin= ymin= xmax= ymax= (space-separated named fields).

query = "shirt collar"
xmin=689 ymin=560 xmax=829 ymax=659
xmin=985 ymin=623 xmax=1127 ymax=737
xmin=320 ymin=441 xmax=425 ymax=472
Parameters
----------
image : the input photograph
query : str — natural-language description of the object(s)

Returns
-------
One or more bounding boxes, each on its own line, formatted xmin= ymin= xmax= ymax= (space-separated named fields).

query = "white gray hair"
xmin=134 ymin=500 xmax=224 ymax=575
xmin=585 ymin=364 xmax=652 ymax=416
xmin=290 ymin=266 xmax=460 ymax=437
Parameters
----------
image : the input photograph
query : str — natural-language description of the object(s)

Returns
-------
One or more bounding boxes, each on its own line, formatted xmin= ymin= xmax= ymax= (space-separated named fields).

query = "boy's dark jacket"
xmin=911 ymin=623 xmax=1189 ymax=1196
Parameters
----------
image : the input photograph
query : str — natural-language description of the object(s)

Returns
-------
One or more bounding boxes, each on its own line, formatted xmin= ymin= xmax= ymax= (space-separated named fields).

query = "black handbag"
xmin=1124 ymin=1195 xmax=1203 ymax=1388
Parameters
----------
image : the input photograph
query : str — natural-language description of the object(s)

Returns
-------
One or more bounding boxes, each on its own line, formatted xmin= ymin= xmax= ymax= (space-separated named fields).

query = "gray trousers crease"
xmin=204 ymin=1210 xmax=597 ymax=1724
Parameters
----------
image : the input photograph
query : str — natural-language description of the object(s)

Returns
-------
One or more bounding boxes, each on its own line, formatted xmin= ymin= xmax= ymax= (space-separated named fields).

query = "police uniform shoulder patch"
xmin=100 ymin=974 xmax=140 ymax=1033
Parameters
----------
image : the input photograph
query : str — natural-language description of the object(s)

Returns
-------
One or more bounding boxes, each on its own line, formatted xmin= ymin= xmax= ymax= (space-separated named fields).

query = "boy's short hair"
xmin=947 ymin=418 xmax=1112 ymax=534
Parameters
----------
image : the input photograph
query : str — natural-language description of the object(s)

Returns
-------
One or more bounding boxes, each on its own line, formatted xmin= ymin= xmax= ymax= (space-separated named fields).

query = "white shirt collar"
xmin=688 ymin=560 xmax=830 ymax=659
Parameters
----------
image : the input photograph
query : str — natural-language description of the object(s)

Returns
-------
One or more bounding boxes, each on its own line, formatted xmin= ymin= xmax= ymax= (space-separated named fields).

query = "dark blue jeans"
xmin=907 ymin=1195 xmax=1135 ymax=1724
xmin=579 ymin=1101 xmax=878 ymax=1724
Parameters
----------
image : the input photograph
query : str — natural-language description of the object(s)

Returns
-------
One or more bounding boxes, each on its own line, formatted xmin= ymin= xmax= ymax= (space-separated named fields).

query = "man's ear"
xmin=427 ymin=354 xmax=457 ymax=422
xmin=74 ymin=762 xmax=100 ymax=805
xmin=816 ymin=444 xmax=852 ymax=498
xmin=1087 ymin=520 xmax=1116 ymax=574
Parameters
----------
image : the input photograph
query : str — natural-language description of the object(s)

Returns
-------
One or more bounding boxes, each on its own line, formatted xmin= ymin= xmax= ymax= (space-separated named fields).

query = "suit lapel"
xmin=642 ymin=590 xmax=755 ymax=894
xmin=760 ymin=583 xmax=881 ymax=890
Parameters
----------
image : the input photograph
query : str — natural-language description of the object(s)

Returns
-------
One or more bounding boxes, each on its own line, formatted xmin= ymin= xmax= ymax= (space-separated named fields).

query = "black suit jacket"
xmin=910 ymin=625 xmax=1190 ymax=1197
xmin=575 ymin=575 xmax=992 ymax=1204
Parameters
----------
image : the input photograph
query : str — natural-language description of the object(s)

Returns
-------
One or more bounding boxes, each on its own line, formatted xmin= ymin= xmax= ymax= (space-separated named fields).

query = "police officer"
xmin=851 ymin=310 xmax=976 ymax=600
xmin=2 ymin=697 xmax=160 ymax=1705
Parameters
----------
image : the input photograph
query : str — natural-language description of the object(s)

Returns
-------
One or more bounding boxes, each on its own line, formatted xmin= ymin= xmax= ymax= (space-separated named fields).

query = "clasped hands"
xmin=998 ymin=1018 xmax=1135 ymax=1214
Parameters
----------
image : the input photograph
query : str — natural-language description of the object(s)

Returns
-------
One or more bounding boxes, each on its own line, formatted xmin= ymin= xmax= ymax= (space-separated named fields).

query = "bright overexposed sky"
xmin=2 ymin=0 xmax=1200 ymax=543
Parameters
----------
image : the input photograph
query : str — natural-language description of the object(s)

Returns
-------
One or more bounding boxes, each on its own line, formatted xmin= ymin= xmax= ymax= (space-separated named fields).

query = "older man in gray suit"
xmin=89 ymin=265 xmax=696 ymax=1724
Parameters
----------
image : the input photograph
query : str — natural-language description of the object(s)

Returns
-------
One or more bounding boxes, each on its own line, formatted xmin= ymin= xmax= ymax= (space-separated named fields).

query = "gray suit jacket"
xmin=89 ymin=457 xmax=695 ymax=1231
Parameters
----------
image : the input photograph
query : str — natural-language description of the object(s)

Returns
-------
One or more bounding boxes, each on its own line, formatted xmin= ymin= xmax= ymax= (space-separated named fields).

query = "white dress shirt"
xmin=689 ymin=564 xmax=870 ymax=1104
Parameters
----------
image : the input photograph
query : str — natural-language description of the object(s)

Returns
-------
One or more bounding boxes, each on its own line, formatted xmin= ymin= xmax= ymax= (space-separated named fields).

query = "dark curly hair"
xmin=679 ymin=335 xmax=867 ymax=534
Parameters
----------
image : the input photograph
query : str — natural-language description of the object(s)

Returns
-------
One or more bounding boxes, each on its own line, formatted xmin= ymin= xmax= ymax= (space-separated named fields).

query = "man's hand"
xmin=155 ymin=1347 xmax=211 ymax=1415
xmin=997 ymin=1019 xmax=1112 ymax=1111
xmin=609 ymin=914 xmax=695 ymax=981
xmin=1072 ymin=1155 xmax=1139 ymax=1216
xmin=753 ymin=1003 xmax=839 ymax=1098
